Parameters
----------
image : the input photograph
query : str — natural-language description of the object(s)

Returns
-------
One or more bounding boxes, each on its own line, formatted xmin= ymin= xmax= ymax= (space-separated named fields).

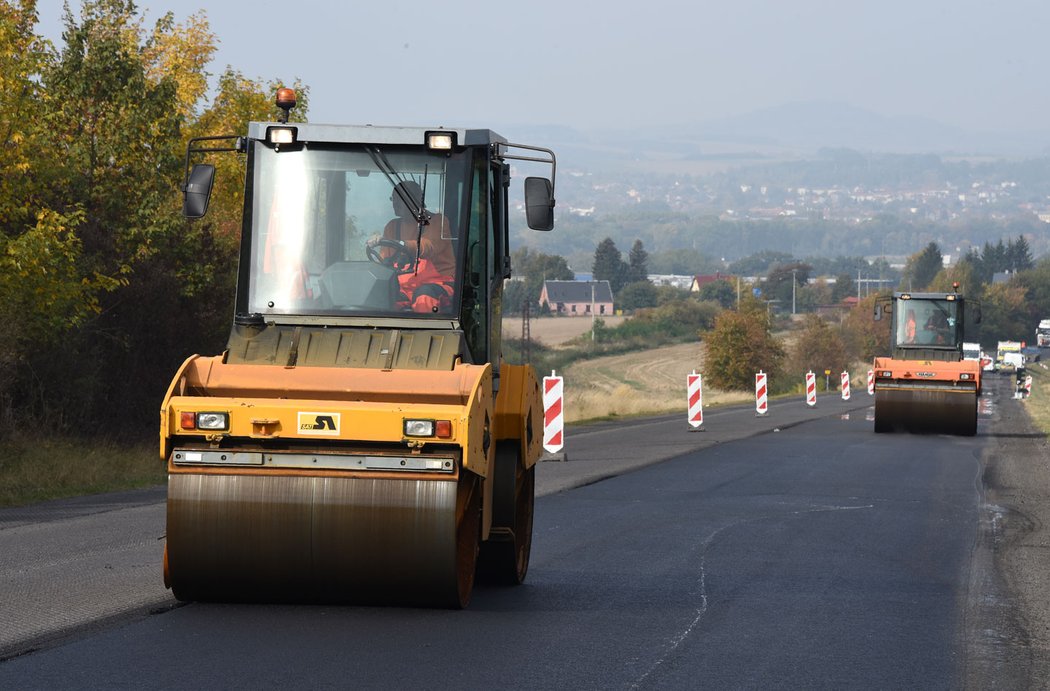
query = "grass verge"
xmin=0 ymin=435 xmax=162 ymax=509
xmin=1022 ymin=363 xmax=1050 ymax=433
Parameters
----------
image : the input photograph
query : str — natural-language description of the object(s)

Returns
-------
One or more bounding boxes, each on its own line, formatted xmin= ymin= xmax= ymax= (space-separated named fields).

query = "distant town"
xmin=514 ymin=152 xmax=1050 ymax=267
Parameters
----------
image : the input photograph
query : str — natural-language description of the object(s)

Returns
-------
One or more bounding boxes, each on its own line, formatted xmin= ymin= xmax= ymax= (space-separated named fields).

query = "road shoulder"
xmin=964 ymin=378 xmax=1050 ymax=688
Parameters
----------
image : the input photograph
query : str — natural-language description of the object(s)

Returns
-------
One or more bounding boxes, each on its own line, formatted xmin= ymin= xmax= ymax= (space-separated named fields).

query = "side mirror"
xmin=524 ymin=177 xmax=554 ymax=231
xmin=183 ymin=163 xmax=216 ymax=219
xmin=873 ymin=303 xmax=883 ymax=321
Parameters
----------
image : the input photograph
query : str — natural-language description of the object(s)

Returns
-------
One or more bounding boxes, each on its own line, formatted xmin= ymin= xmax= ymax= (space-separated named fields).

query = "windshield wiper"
xmin=364 ymin=146 xmax=432 ymax=226
xmin=364 ymin=146 xmax=433 ymax=275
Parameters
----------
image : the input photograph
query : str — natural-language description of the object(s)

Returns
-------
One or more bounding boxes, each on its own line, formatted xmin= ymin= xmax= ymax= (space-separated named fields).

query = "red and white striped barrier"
xmin=542 ymin=371 xmax=564 ymax=453
xmin=867 ymin=369 xmax=874 ymax=396
xmin=805 ymin=371 xmax=816 ymax=407
xmin=755 ymin=371 xmax=768 ymax=416
xmin=687 ymin=371 xmax=703 ymax=428
xmin=841 ymin=371 xmax=851 ymax=400
xmin=1025 ymin=375 xmax=1033 ymax=397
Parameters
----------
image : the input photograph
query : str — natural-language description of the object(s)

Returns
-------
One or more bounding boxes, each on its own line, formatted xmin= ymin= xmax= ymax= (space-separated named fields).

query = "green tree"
xmin=982 ymin=240 xmax=1008 ymax=277
xmin=786 ymin=315 xmax=849 ymax=377
xmin=593 ymin=237 xmax=628 ymax=293
xmin=1017 ymin=258 xmax=1050 ymax=326
xmin=0 ymin=0 xmax=50 ymax=232
xmin=626 ymin=239 xmax=649 ymax=283
xmin=504 ymin=247 xmax=573 ymax=314
xmin=797 ymin=280 xmax=832 ymax=311
xmin=980 ymin=281 xmax=1030 ymax=347
xmin=728 ymin=251 xmax=793 ymax=276
xmin=928 ymin=261 xmax=978 ymax=296
xmin=901 ymin=242 xmax=943 ymax=290
xmin=647 ymin=248 xmax=721 ymax=275
xmin=841 ymin=294 xmax=892 ymax=362
xmin=1007 ymin=235 xmax=1034 ymax=272
xmin=703 ymin=296 xmax=785 ymax=391
xmin=830 ymin=273 xmax=855 ymax=302
xmin=766 ymin=262 xmax=811 ymax=308
xmin=697 ymin=279 xmax=736 ymax=309
xmin=618 ymin=281 xmax=658 ymax=311
xmin=959 ymin=248 xmax=987 ymax=286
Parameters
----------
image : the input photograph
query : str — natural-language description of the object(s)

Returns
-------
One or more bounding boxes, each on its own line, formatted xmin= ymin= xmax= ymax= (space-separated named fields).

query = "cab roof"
xmin=246 ymin=121 xmax=507 ymax=147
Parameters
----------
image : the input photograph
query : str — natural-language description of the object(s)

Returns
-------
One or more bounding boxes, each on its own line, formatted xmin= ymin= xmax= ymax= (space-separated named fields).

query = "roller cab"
xmin=161 ymin=92 xmax=554 ymax=606
xmin=871 ymin=286 xmax=980 ymax=436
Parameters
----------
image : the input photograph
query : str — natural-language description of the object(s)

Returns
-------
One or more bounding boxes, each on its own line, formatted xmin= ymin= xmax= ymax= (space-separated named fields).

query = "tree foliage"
xmin=765 ymin=261 xmax=811 ymax=308
xmin=697 ymin=279 xmax=736 ymax=309
xmin=980 ymin=281 xmax=1030 ymax=346
xmin=786 ymin=315 xmax=849 ymax=377
xmin=840 ymin=294 xmax=891 ymax=362
xmin=593 ymin=237 xmax=628 ymax=293
xmin=503 ymin=247 xmax=574 ymax=315
xmin=0 ymin=0 xmax=307 ymax=434
xmin=617 ymin=281 xmax=659 ymax=311
xmin=703 ymin=296 xmax=785 ymax=391
xmin=830 ymin=273 xmax=855 ymax=302
xmin=1017 ymin=258 xmax=1050 ymax=329
xmin=901 ymin=242 xmax=943 ymax=290
xmin=626 ymin=239 xmax=649 ymax=283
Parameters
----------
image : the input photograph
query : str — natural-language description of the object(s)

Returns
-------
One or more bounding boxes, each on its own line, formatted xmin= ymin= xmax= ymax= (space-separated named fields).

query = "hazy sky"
xmin=35 ymin=0 xmax=1050 ymax=135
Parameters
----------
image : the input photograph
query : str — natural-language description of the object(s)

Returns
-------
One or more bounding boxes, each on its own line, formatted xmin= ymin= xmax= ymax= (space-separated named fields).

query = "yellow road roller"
xmin=872 ymin=284 xmax=980 ymax=436
xmin=160 ymin=89 xmax=555 ymax=607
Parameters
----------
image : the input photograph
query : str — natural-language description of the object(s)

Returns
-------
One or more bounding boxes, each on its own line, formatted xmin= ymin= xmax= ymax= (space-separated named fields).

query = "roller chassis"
xmin=162 ymin=103 xmax=555 ymax=607
xmin=872 ymin=356 xmax=979 ymax=436
xmin=871 ymin=289 xmax=980 ymax=436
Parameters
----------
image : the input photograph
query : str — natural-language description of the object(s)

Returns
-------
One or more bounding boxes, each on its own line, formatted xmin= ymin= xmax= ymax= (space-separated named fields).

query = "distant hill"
xmin=685 ymin=101 xmax=1050 ymax=156
xmin=495 ymin=101 xmax=1050 ymax=167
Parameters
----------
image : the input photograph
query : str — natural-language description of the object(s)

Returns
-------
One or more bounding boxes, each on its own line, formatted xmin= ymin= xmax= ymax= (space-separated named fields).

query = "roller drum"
xmin=874 ymin=386 xmax=977 ymax=436
xmin=166 ymin=472 xmax=471 ymax=606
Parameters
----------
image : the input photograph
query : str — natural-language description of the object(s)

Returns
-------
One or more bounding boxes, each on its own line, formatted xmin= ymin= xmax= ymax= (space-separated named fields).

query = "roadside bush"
xmin=704 ymin=297 xmax=785 ymax=391
xmin=841 ymin=294 xmax=891 ymax=362
xmin=786 ymin=314 xmax=850 ymax=378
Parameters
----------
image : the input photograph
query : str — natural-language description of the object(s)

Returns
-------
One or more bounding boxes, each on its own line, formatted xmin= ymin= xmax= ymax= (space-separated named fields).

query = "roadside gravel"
xmin=964 ymin=376 xmax=1050 ymax=689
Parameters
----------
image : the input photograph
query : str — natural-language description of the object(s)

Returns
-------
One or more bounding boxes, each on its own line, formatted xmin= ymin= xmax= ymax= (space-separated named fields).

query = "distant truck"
xmin=1037 ymin=319 xmax=1050 ymax=348
xmin=997 ymin=340 xmax=1024 ymax=373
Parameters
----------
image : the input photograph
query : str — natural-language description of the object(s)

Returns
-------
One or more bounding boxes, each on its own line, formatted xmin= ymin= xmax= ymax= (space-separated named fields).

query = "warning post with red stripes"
xmin=755 ymin=371 xmax=768 ymax=416
xmin=687 ymin=371 xmax=703 ymax=429
xmin=542 ymin=371 xmax=564 ymax=454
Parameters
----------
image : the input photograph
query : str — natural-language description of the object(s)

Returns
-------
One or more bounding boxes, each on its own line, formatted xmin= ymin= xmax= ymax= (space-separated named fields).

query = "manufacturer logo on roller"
xmin=297 ymin=412 xmax=341 ymax=436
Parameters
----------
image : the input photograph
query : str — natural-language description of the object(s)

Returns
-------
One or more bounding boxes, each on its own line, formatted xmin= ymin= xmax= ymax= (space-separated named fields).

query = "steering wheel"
xmin=367 ymin=239 xmax=415 ymax=275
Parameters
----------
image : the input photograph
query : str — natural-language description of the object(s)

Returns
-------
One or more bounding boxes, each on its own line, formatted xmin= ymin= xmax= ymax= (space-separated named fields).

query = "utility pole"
xmin=521 ymin=297 xmax=531 ymax=364
xmin=792 ymin=268 xmax=797 ymax=315
xmin=590 ymin=282 xmax=596 ymax=342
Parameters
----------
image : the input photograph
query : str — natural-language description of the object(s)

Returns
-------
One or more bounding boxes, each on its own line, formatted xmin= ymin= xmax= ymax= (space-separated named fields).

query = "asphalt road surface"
xmin=0 ymin=383 xmax=1030 ymax=689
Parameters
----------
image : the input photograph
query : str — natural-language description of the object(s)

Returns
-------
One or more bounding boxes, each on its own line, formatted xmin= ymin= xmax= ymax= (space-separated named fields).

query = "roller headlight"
xmin=267 ymin=126 xmax=296 ymax=145
xmin=404 ymin=419 xmax=435 ymax=437
xmin=196 ymin=412 xmax=229 ymax=431
xmin=403 ymin=419 xmax=452 ymax=438
xmin=426 ymin=131 xmax=455 ymax=150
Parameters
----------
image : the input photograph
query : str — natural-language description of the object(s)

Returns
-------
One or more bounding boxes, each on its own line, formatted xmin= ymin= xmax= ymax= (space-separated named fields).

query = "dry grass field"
xmin=502 ymin=315 xmax=626 ymax=347
xmin=503 ymin=316 xmax=751 ymax=422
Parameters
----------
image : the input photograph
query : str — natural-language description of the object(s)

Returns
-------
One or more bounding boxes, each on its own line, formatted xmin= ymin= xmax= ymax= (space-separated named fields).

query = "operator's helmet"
xmin=391 ymin=180 xmax=423 ymax=219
